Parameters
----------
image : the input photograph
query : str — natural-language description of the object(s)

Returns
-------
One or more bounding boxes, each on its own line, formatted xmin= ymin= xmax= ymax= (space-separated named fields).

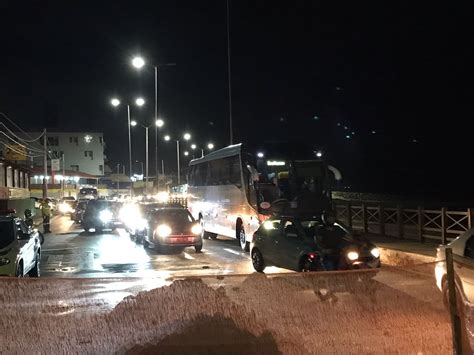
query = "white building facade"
xmin=30 ymin=132 xmax=105 ymax=176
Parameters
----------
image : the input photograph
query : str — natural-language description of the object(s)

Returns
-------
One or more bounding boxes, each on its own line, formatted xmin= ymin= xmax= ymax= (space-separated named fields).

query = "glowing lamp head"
xmin=135 ymin=98 xmax=145 ymax=106
xmin=191 ymin=144 xmax=197 ymax=150
xmin=207 ymin=143 xmax=214 ymax=150
xmin=130 ymin=120 xmax=137 ymax=127
xmin=156 ymin=119 xmax=164 ymax=127
xmin=183 ymin=133 xmax=191 ymax=141
xmin=316 ymin=151 xmax=323 ymax=158
xmin=164 ymin=135 xmax=171 ymax=141
xmin=257 ymin=152 xmax=264 ymax=158
xmin=132 ymin=56 xmax=145 ymax=69
xmin=184 ymin=151 xmax=189 ymax=156
xmin=111 ymin=98 xmax=120 ymax=107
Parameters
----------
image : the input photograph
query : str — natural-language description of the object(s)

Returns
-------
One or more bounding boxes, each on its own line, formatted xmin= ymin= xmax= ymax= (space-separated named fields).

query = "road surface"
xmin=40 ymin=215 xmax=284 ymax=278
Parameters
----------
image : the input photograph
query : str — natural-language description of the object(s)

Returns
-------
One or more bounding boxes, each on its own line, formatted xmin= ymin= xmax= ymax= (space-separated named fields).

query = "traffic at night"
xmin=0 ymin=1 xmax=471 ymax=353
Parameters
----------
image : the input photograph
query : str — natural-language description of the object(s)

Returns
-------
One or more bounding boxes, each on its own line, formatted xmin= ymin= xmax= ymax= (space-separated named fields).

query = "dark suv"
xmin=82 ymin=200 xmax=122 ymax=233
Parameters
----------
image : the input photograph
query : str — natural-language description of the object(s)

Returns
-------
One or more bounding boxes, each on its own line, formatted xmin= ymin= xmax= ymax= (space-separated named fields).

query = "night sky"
xmin=0 ymin=1 xmax=472 ymax=197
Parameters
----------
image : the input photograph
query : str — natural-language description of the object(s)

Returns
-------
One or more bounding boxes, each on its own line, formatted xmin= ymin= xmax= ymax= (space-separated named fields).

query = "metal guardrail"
xmin=334 ymin=201 xmax=473 ymax=244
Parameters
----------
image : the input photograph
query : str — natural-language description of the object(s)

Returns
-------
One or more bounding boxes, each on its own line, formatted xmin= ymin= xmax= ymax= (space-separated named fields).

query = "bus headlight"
xmin=156 ymin=224 xmax=172 ymax=237
xmin=99 ymin=210 xmax=113 ymax=223
xmin=191 ymin=224 xmax=203 ymax=235
xmin=347 ymin=251 xmax=359 ymax=261
xmin=370 ymin=248 xmax=380 ymax=258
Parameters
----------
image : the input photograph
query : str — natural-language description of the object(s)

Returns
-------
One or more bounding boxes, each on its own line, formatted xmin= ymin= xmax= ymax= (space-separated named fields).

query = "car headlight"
xmin=347 ymin=251 xmax=359 ymax=261
xmin=0 ymin=257 xmax=10 ymax=266
xmin=156 ymin=191 xmax=170 ymax=203
xmin=156 ymin=224 xmax=172 ymax=237
xmin=370 ymin=247 xmax=380 ymax=258
xmin=99 ymin=210 xmax=113 ymax=223
xmin=59 ymin=203 xmax=71 ymax=213
xmin=191 ymin=223 xmax=203 ymax=235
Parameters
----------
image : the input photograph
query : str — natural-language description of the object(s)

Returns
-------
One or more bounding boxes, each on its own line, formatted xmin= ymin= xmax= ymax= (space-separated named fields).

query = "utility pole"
xmin=62 ymin=153 xmax=65 ymax=198
xmin=161 ymin=160 xmax=165 ymax=175
xmin=227 ymin=0 xmax=233 ymax=145
xmin=145 ymin=126 xmax=149 ymax=195
xmin=42 ymin=129 xmax=48 ymax=199
xmin=155 ymin=66 xmax=159 ymax=191
xmin=177 ymin=140 xmax=181 ymax=185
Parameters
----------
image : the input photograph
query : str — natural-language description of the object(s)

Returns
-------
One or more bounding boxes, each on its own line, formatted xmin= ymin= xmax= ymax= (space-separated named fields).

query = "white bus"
xmin=187 ymin=143 xmax=339 ymax=251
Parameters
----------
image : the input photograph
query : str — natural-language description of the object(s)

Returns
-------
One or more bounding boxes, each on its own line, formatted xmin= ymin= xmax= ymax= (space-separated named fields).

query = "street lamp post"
xmin=110 ymin=97 xmax=145 ymax=196
xmin=132 ymin=119 xmax=163 ymax=195
xmin=164 ymin=133 xmax=190 ymax=185
xmin=131 ymin=56 xmax=175 ymax=189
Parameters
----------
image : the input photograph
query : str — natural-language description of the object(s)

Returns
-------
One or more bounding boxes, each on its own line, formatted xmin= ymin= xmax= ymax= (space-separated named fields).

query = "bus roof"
xmin=189 ymin=143 xmax=242 ymax=166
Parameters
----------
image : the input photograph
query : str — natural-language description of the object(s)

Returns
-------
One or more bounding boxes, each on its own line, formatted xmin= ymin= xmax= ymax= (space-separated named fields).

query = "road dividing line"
xmin=223 ymin=248 xmax=241 ymax=256
xmin=183 ymin=252 xmax=195 ymax=260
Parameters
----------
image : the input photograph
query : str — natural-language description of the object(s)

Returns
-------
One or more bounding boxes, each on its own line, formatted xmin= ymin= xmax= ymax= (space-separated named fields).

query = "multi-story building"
xmin=29 ymin=132 xmax=105 ymax=176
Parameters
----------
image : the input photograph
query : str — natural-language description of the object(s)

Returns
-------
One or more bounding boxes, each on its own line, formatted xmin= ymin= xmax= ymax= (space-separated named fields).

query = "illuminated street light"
xmin=156 ymin=118 xmax=164 ymax=127
xmin=257 ymin=152 xmax=264 ymax=158
xmin=132 ymin=56 xmax=145 ymax=69
xmin=316 ymin=151 xmax=323 ymax=158
xmin=164 ymin=135 xmax=170 ymax=141
xmin=111 ymin=98 xmax=120 ymax=107
xmin=135 ymin=97 xmax=145 ymax=106
xmin=207 ymin=143 xmax=214 ymax=150
xmin=183 ymin=133 xmax=191 ymax=140
xmin=184 ymin=151 xmax=189 ymax=156
xmin=130 ymin=120 xmax=137 ymax=127
xmin=191 ymin=144 xmax=197 ymax=150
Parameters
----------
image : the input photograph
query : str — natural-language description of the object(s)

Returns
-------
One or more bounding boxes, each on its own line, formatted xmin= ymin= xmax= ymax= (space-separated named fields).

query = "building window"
xmin=70 ymin=165 xmax=79 ymax=172
xmin=6 ymin=167 xmax=12 ymax=187
xmin=0 ymin=164 xmax=5 ymax=187
xmin=99 ymin=137 xmax=103 ymax=145
xmin=14 ymin=169 xmax=19 ymax=187
xmin=69 ymin=136 xmax=78 ymax=146
xmin=84 ymin=151 xmax=93 ymax=160
xmin=99 ymin=165 xmax=104 ymax=174
xmin=47 ymin=137 xmax=59 ymax=146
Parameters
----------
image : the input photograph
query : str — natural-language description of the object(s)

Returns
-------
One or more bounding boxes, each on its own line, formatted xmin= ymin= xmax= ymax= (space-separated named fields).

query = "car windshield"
xmin=152 ymin=209 xmax=194 ymax=224
xmin=0 ymin=221 xmax=14 ymax=249
xmin=300 ymin=220 xmax=348 ymax=240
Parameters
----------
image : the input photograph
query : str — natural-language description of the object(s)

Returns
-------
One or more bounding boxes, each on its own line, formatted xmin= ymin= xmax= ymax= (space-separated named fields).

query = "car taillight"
xmin=252 ymin=232 xmax=257 ymax=242
xmin=308 ymin=252 xmax=317 ymax=259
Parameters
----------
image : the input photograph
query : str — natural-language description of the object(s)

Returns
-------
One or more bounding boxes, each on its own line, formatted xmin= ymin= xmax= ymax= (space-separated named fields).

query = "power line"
xmin=0 ymin=131 xmax=44 ymax=153
xmin=0 ymin=112 xmax=43 ymax=142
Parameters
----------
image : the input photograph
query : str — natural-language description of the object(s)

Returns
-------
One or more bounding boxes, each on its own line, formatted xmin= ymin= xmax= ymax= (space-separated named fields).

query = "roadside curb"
xmin=379 ymin=247 xmax=436 ymax=266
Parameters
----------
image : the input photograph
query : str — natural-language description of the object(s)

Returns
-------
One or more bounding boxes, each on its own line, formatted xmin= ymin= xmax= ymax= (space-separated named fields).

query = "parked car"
xmin=0 ymin=210 xmax=42 ymax=277
xmin=250 ymin=215 xmax=381 ymax=272
xmin=82 ymin=200 xmax=122 ymax=233
xmin=435 ymin=229 xmax=474 ymax=352
xmin=142 ymin=206 xmax=203 ymax=253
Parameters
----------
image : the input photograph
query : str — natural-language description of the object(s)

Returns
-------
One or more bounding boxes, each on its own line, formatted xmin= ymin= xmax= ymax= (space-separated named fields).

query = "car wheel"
xmin=237 ymin=225 xmax=249 ymax=251
xmin=16 ymin=263 xmax=23 ymax=278
xmin=210 ymin=233 xmax=217 ymax=240
xmin=200 ymin=220 xmax=210 ymax=240
xmin=154 ymin=241 xmax=163 ymax=253
xmin=251 ymin=249 xmax=265 ymax=272
xmin=195 ymin=240 xmax=203 ymax=253
xmin=28 ymin=253 xmax=40 ymax=277
xmin=300 ymin=256 xmax=314 ymax=272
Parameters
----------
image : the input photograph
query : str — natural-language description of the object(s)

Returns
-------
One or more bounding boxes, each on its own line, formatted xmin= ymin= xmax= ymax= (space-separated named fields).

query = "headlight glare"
xmin=347 ymin=251 xmax=359 ymax=261
xmin=99 ymin=210 xmax=113 ymax=223
xmin=370 ymin=248 xmax=380 ymax=258
xmin=156 ymin=224 xmax=172 ymax=237
xmin=191 ymin=223 xmax=203 ymax=235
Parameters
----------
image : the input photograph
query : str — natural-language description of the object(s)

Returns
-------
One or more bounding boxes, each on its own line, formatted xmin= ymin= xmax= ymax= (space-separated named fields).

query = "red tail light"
xmin=252 ymin=232 xmax=257 ymax=242
xmin=308 ymin=252 xmax=317 ymax=259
